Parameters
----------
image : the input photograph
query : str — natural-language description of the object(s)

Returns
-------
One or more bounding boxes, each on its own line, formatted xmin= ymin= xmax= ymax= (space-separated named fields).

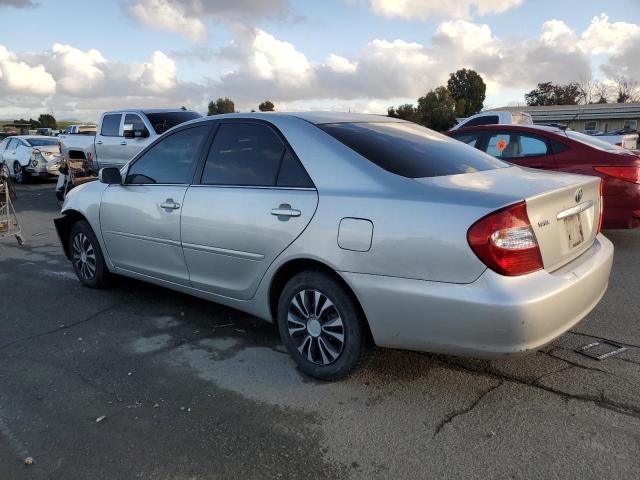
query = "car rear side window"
xmin=145 ymin=111 xmax=201 ymax=134
xmin=124 ymin=114 xmax=146 ymax=132
xmin=277 ymin=150 xmax=313 ymax=188
xmin=318 ymin=122 xmax=506 ymax=178
xmin=126 ymin=126 xmax=208 ymax=184
xmin=202 ymin=123 xmax=285 ymax=186
xmin=485 ymin=132 xmax=549 ymax=158
xmin=101 ymin=114 xmax=122 ymax=137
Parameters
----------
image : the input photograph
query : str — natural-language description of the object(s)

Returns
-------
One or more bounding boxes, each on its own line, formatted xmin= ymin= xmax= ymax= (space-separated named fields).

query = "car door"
xmin=484 ymin=131 xmax=557 ymax=170
xmin=122 ymin=113 xmax=153 ymax=164
xmin=180 ymin=121 xmax=319 ymax=300
xmin=95 ymin=113 xmax=124 ymax=169
xmin=4 ymin=139 xmax=20 ymax=171
xmin=0 ymin=138 xmax=9 ymax=165
xmin=99 ymin=124 xmax=211 ymax=284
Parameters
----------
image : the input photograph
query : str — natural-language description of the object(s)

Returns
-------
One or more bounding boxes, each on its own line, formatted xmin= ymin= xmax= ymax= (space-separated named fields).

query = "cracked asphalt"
xmin=1 ymin=182 xmax=639 ymax=479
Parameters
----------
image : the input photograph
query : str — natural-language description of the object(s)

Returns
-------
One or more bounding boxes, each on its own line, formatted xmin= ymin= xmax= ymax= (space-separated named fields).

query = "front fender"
xmin=57 ymin=180 xmax=113 ymax=269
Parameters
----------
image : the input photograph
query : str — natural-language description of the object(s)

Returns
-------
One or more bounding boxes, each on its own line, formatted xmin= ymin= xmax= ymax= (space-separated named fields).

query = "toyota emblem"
xmin=575 ymin=188 xmax=583 ymax=203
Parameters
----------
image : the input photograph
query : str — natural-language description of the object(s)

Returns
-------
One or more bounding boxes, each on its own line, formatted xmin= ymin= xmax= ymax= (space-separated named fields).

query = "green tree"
xmin=258 ymin=100 xmax=275 ymax=112
xmin=525 ymin=82 xmax=583 ymax=106
xmin=38 ymin=114 xmax=57 ymax=129
xmin=416 ymin=86 xmax=457 ymax=131
xmin=446 ymin=68 xmax=486 ymax=117
xmin=207 ymin=97 xmax=235 ymax=115
xmin=387 ymin=104 xmax=419 ymax=122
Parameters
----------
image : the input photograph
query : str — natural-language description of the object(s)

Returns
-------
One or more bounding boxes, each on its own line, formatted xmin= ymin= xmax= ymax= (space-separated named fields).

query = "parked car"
xmin=450 ymin=110 xmax=533 ymax=130
xmin=36 ymin=127 xmax=53 ymax=136
xmin=0 ymin=135 xmax=62 ymax=183
xmin=589 ymin=130 xmax=638 ymax=149
xmin=54 ymin=112 xmax=613 ymax=380
xmin=446 ymin=124 xmax=640 ymax=229
xmin=56 ymin=109 xmax=201 ymax=199
xmin=61 ymin=124 xmax=97 ymax=135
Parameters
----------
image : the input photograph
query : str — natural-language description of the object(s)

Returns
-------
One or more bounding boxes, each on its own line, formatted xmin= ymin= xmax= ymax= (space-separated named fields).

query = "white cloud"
xmin=0 ymin=0 xmax=38 ymax=8
xmin=579 ymin=14 xmax=640 ymax=55
xmin=130 ymin=51 xmax=177 ymax=92
xmin=325 ymin=54 xmax=357 ymax=74
xmin=0 ymin=44 xmax=204 ymax=120
xmin=1 ymin=12 xmax=640 ymax=120
xmin=50 ymin=43 xmax=107 ymax=94
xmin=126 ymin=0 xmax=290 ymax=42
xmin=0 ymin=45 xmax=55 ymax=95
xmin=369 ymin=0 xmax=522 ymax=20
xmin=127 ymin=0 xmax=207 ymax=42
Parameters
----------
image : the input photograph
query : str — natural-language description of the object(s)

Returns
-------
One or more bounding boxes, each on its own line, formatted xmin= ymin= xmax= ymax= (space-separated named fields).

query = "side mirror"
xmin=123 ymin=123 xmax=134 ymax=139
xmin=123 ymin=123 xmax=149 ymax=139
xmin=99 ymin=167 xmax=122 ymax=185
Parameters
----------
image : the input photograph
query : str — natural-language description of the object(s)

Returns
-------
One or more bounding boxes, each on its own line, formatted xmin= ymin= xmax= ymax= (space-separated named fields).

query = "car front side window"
xmin=125 ymin=126 xmax=208 ymax=185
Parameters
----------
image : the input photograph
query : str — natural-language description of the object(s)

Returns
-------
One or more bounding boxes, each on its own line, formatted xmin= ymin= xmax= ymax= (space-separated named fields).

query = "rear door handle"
xmin=120 ymin=141 xmax=127 ymax=146
xmin=159 ymin=200 xmax=181 ymax=210
xmin=271 ymin=204 xmax=301 ymax=218
xmin=96 ymin=140 xmax=103 ymax=145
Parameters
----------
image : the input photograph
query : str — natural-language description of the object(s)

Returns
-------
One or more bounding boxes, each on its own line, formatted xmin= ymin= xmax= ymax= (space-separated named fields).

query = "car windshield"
xmin=318 ymin=122 xmax=508 ymax=178
xmin=144 ymin=111 xmax=202 ymax=134
xmin=564 ymin=130 xmax=623 ymax=151
xmin=27 ymin=138 xmax=60 ymax=147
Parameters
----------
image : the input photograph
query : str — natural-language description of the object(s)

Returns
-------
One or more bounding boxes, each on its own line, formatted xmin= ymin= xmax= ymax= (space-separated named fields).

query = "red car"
xmin=446 ymin=124 xmax=640 ymax=229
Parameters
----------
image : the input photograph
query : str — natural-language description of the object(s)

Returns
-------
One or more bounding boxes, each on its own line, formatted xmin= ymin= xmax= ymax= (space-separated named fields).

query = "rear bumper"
xmin=343 ymin=234 xmax=614 ymax=358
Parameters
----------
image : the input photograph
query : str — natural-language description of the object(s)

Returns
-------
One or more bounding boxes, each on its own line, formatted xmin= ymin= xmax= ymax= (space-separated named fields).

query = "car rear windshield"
xmin=27 ymin=138 xmax=59 ymax=147
xmin=318 ymin=122 xmax=507 ymax=178
xmin=144 ymin=111 xmax=202 ymax=134
xmin=563 ymin=130 xmax=623 ymax=151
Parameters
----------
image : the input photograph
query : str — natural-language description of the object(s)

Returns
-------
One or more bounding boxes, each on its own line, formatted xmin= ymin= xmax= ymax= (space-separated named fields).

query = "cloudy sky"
xmin=0 ymin=0 xmax=639 ymax=121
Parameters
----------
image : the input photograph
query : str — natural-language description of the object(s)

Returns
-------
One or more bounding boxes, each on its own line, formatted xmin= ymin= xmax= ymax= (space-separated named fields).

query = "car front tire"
xmin=69 ymin=220 xmax=111 ymax=288
xmin=13 ymin=161 xmax=27 ymax=184
xmin=277 ymin=270 xmax=371 ymax=381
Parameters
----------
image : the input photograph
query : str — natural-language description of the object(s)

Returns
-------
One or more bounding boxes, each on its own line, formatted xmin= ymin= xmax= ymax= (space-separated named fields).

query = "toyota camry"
xmin=54 ymin=112 xmax=614 ymax=380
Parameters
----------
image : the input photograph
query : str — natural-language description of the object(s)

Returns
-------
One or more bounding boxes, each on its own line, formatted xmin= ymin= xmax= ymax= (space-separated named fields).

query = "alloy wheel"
xmin=13 ymin=162 xmax=23 ymax=183
xmin=72 ymin=232 xmax=97 ymax=280
xmin=287 ymin=289 xmax=345 ymax=365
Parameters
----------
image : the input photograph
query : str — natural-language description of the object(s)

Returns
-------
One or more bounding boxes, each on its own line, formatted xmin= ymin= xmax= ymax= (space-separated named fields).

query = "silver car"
xmin=54 ymin=112 xmax=614 ymax=380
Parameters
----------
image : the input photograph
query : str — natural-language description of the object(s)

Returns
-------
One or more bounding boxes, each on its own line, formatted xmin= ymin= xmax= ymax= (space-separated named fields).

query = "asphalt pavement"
xmin=1 ymin=182 xmax=639 ymax=479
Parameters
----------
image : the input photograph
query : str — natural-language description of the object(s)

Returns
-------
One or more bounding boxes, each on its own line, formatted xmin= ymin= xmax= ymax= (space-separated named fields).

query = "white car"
xmin=450 ymin=110 xmax=533 ymax=130
xmin=0 ymin=135 xmax=62 ymax=183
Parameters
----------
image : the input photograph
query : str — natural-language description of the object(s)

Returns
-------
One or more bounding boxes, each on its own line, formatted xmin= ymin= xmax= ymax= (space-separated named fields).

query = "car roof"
xmin=102 ymin=108 xmax=199 ymax=115
xmin=4 ymin=135 xmax=58 ymax=141
xmin=180 ymin=111 xmax=407 ymax=127
xmin=449 ymin=124 xmax=564 ymax=135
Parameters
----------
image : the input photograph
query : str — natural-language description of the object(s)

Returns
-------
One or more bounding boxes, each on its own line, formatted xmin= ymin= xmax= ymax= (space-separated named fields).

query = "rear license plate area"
xmin=564 ymin=214 xmax=584 ymax=248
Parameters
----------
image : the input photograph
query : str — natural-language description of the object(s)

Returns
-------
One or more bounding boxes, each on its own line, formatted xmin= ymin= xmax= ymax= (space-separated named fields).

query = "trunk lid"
xmin=414 ymin=165 xmax=601 ymax=273
xmin=525 ymin=176 xmax=600 ymax=272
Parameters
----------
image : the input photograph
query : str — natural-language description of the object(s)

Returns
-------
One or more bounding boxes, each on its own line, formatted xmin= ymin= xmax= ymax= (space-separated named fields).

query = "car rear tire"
xmin=277 ymin=270 xmax=371 ymax=381
xmin=69 ymin=220 xmax=111 ymax=288
xmin=13 ymin=161 xmax=27 ymax=184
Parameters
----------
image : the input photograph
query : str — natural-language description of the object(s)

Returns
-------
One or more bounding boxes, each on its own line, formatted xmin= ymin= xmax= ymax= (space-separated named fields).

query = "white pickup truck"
xmin=589 ymin=130 xmax=639 ymax=149
xmin=57 ymin=108 xmax=201 ymax=199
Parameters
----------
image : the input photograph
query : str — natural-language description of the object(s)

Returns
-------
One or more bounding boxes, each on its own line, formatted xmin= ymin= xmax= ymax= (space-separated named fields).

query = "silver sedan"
xmin=54 ymin=112 xmax=614 ymax=380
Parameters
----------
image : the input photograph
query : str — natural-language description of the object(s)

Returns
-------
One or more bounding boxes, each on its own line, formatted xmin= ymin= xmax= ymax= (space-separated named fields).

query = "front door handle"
xmin=96 ymin=140 xmax=103 ymax=145
xmin=159 ymin=199 xmax=181 ymax=210
xmin=271 ymin=204 xmax=301 ymax=218
xmin=120 ymin=141 xmax=127 ymax=146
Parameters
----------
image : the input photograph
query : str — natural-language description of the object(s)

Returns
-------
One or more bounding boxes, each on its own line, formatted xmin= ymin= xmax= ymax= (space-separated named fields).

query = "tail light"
xmin=467 ymin=201 xmax=543 ymax=276
xmin=597 ymin=179 xmax=604 ymax=234
xmin=594 ymin=166 xmax=639 ymax=184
